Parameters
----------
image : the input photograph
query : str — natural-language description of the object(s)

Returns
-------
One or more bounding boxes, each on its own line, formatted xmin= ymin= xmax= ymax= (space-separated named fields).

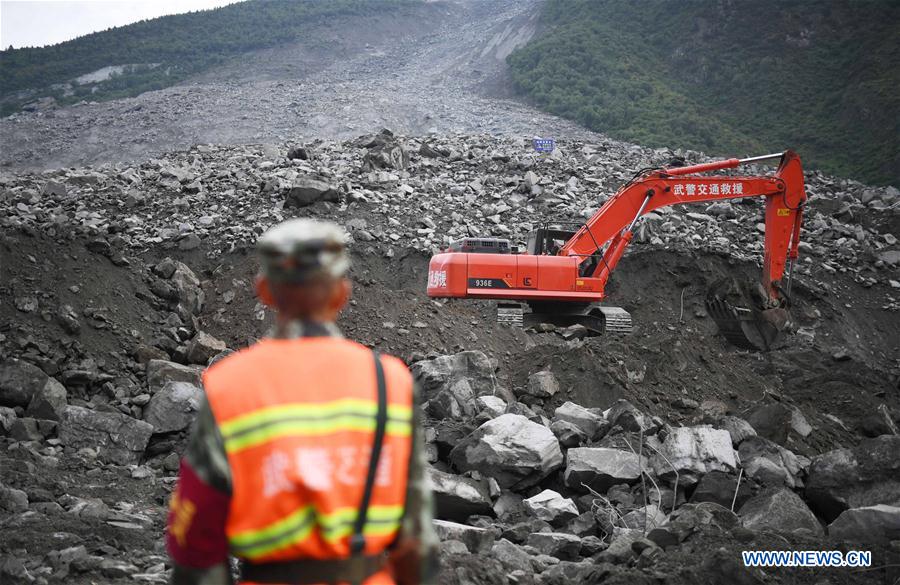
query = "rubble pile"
xmin=1 ymin=133 xmax=898 ymax=584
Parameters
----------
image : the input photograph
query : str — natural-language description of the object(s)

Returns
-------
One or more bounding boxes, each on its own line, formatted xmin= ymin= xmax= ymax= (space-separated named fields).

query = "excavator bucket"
xmin=706 ymin=297 xmax=789 ymax=351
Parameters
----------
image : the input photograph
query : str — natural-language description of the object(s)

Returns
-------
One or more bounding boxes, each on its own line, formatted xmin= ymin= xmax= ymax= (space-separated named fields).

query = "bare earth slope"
xmin=0 ymin=0 xmax=593 ymax=171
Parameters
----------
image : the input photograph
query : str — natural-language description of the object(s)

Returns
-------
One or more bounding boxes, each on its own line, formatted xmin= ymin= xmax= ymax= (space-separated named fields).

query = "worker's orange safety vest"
xmin=204 ymin=337 xmax=414 ymax=584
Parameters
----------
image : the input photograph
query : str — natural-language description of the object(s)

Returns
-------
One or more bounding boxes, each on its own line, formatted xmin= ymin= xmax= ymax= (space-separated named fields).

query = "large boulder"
xmin=739 ymin=488 xmax=823 ymax=536
xmin=605 ymin=400 xmax=654 ymax=433
xmin=805 ymin=435 xmax=900 ymax=522
xmin=59 ymin=406 xmax=153 ymax=465
xmin=523 ymin=370 xmax=559 ymax=399
xmin=433 ymin=520 xmax=494 ymax=554
xmin=185 ymin=331 xmax=227 ymax=365
xmin=690 ymin=470 xmax=752 ymax=510
xmin=716 ymin=416 xmax=757 ymax=446
xmin=523 ymin=489 xmax=579 ymax=526
xmin=0 ymin=359 xmax=62 ymax=408
xmin=828 ymin=505 xmax=900 ymax=544
xmin=553 ymin=401 xmax=606 ymax=440
xmin=24 ymin=375 xmax=68 ymax=422
xmin=450 ymin=414 xmax=563 ymax=489
xmin=651 ymin=426 xmax=737 ymax=486
xmin=360 ymin=129 xmax=410 ymax=171
xmin=425 ymin=379 xmax=476 ymax=420
xmin=411 ymin=351 xmax=496 ymax=401
xmin=745 ymin=402 xmax=811 ymax=445
xmin=617 ymin=504 xmax=667 ymax=531
xmin=429 ymin=468 xmax=493 ymax=521
xmin=738 ymin=436 xmax=809 ymax=488
xmin=146 ymin=360 xmax=203 ymax=394
xmin=168 ymin=260 xmax=204 ymax=316
xmin=564 ymin=447 xmax=645 ymax=493
xmin=143 ymin=382 xmax=203 ymax=433
xmin=526 ymin=532 xmax=582 ymax=561
xmin=284 ymin=176 xmax=341 ymax=207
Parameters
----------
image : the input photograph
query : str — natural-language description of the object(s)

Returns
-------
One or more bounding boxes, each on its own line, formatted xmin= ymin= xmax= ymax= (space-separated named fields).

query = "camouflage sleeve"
xmin=183 ymin=397 xmax=232 ymax=493
xmin=390 ymin=381 xmax=439 ymax=584
xmin=167 ymin=398 xmax=234 ymax=585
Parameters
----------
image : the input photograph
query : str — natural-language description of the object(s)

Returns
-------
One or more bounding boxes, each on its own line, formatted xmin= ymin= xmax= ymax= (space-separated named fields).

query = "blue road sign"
xmin=533 ymin=138 xmax=555 ymax=153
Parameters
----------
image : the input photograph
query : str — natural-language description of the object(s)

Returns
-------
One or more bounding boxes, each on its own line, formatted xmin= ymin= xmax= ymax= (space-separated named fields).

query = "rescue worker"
xmin=166 ymin=218 xmax=438 ymax=585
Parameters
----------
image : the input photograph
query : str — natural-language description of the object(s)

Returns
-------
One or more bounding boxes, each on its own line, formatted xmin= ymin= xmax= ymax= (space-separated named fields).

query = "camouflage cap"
xmin=257 ymin=218 xmax=350 ymax=283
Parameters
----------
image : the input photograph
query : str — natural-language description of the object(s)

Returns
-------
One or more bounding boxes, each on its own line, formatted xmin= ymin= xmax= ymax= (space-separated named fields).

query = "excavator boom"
xmin=427 ymin=151 xmax=807 ymax=349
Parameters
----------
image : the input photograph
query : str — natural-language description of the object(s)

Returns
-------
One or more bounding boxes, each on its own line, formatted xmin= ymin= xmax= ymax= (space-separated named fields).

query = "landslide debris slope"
xmin=1 ymin=1 xmax=899 ymax=584
xmin=2 ymin=131 xmax=898 ymax=585
xmin=0 ymin=0 xmax=588 ymax=171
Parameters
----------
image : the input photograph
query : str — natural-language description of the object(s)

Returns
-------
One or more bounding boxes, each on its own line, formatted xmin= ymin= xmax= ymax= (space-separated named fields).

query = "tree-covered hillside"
xmin=0 ymin=0 xmax=415 ymax=116
xmin=507 ymin=0 xmax=900 ymax=185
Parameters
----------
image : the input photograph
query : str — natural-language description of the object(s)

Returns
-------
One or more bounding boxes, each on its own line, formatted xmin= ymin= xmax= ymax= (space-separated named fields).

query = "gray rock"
xmin=169 ymin=261 xmax=204 ymax=315
xmin=739 ymin=488 xmax=823 ymax=536
xmin=738 ymin=436 xmax=809 ymax=488
xmin=828 ymin=505 xmax=900 ymax=544
xmin=717 ymin=416 xmax=757 ymax=446
xmin=186 ymin=331 xmax=227 ymax=365
xmin=598 ymin=527 xmax=642 ymax=563
xmin=553 ymin=401 xmax=606 ymax=440
xmin=491 ymin=539 xmax=534 ymax=575
xmin=566 ymin=511 xmax=599 ymax=538
xmin=524 ymin=370 xmax=559 ymax=399
xmin=59 ymin=406 xmax=153 ymax=465
xmin=475 ymin=395 xmax=506 ymax=418
xmin=412 ymin=350 xmax=496 ymax=402
xmin=425 ymin=378 xmax=476 ymax=420
xmin=143 ymin=381 xmax=203 ymax=433
xmin=25 ymin=376 xmax=67 ymax=421
xmin=0 ymin=483 xmax=29 ymax=512
xmin=617 ymin=504 xmax=667 ymax=531
xmin=10 ymin=417 xmax=55 ymax=441
xmin=746 ymin=402 xmax=810 ymax=444
xmin=146 ymin=360 xmax=203 ymax=394
xmin=42 ymin=180 xmax=67 ymax=197
xmin=285 ymin=176 xmax=341 ymax=207
xmin=526 ymin=532 xmax=581 ymax=560
xmin=605 ymin=400 xmax=653 ymax=433
xmin=361 ymin=130 xmax=410 ymax=171
xmin=523 ymin=489 xmax=578 ymax=526
xmin=429 ymin=468 xmax=493 ymax=521
xmin=450 ymin=414 xmax=563 ymax=489
xmin=549 ymin=419 xmax=587 ymax=448
xmin=563 ymin=447 xmax=645 ymax=493
xmin=433 ymin=519 xmax=494 ymax=554
xmin=690 ymin=470 xmax=751 ymax=510
xmin=805 ymin=435 xmax=900 ymax=522
xmin=0 ymin=406 xmax=16 ymax=434
xmin=651 ymin=426 xmax=737 ymax=486
xmin=0 ymin=359 xmax=56 ymax=408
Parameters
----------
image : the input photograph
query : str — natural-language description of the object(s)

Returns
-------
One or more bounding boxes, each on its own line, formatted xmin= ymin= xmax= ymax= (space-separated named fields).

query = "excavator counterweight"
xmin=427 ymin=151 xmax=807 ymax=350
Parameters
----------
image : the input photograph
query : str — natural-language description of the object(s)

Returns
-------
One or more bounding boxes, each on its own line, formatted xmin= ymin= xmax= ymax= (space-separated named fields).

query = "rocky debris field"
xmin=1 ymin=131 xmax=899 ymax=584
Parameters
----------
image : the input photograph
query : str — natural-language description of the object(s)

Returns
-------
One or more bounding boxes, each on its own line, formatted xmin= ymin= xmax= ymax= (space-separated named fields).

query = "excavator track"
xmin=497 ymin=302 xmax=632 ymax=336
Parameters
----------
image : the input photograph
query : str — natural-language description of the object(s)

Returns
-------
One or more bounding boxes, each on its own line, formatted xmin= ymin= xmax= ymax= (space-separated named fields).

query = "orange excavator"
xmin=426 ymin=151 xmax=807 ymax=350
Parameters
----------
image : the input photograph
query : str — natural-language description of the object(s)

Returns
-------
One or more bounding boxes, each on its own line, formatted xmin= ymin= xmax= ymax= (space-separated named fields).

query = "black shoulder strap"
xmin=349 ymin=351 xmax=388 ymax=556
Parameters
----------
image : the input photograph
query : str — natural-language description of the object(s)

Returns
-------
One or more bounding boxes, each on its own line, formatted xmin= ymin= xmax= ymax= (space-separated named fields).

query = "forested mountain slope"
xmin=0 ymin=0 xmax=415 ymax=116
xmin=507 ymin=0 xmax=900 ymax=185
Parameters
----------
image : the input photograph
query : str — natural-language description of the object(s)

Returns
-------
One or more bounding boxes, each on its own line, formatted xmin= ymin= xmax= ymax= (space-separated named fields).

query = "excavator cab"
xmin=525 ymin=226 xmax=577 ymax=255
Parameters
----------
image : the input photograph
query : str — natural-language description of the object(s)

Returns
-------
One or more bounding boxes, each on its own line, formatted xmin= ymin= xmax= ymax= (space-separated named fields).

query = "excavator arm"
xmin=562 ymin=150 xmax=806 ymax=306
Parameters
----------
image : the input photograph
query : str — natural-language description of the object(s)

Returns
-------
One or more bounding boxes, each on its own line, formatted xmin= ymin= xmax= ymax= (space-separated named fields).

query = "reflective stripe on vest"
xmin=204 ymin=338 xmax=414 ymax=564
xmin=220 ymin=399 xmax=412 ymax=454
